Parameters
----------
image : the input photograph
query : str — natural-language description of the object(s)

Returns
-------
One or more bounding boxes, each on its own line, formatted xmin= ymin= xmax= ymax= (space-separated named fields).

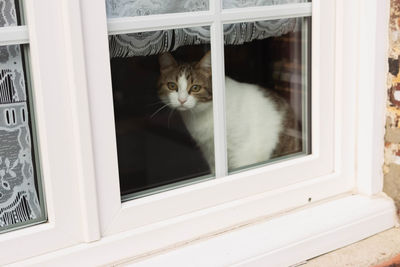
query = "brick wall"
xmin=384 ymin=0 xmax=400 ymax=213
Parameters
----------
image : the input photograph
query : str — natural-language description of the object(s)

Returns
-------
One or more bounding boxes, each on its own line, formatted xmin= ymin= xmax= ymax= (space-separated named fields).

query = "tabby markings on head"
xmin=158 ymin=52 xmax=212 ymax=111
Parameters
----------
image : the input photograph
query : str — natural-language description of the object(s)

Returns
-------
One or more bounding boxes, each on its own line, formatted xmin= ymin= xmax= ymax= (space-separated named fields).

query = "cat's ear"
xmin=159 ymin=52 xmax=177 ymax=72
xmin=196 ymin=51 xmax=211 ymax=70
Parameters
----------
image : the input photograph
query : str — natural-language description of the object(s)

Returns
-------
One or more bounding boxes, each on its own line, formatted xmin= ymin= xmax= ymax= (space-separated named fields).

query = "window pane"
xmin=224 ymin=17 xmax=311 ymax=172
xmin=223 ymin=0 xmax=311 ymax=9
xmin=0 ymin=0 xmax=24 ymax=27
xmin=106 ymin=0 xmax=209 ymax=18
xmin=0 ymin=44 xmax=46 ymax=233
xmin=110 ymin=27 xmax=214 ymax=200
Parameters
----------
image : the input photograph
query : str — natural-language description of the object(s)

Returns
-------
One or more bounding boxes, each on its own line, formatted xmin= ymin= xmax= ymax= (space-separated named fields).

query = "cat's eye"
xmin=190 ymin=85 xmax=201 ymax=92
xmin=167 ymin=82 xmax=177 ymax=91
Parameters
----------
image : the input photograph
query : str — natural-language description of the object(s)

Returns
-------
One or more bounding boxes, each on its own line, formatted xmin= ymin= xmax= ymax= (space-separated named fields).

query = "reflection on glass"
xmin=0 ymin=44 xmax=46 ymax=233
xmin=106 ymin=0 xmax=209 ymax=18
xmin=110 ymin=27 xmax=214 ymax=200
xmin=224 ymin=17 xmax=311 ymax=172
xmin=223 ymin=0 xmax=311 ymax=9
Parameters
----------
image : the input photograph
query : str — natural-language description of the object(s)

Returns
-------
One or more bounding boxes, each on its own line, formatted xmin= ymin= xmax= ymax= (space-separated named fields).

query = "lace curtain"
xmin=107 ymin=0 xmax=306 ymax=57
xmin=0 ymin=0 xmax=42 ymax=231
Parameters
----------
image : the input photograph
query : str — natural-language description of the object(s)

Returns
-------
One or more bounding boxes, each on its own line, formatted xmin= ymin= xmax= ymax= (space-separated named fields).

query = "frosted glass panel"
xmin=223 ymin=0 xmax=311 ymax=9
xmin=106 ymin=0 xmax=209 ymax=18
xmin=0 ymin=44 xmax=46 ymax=233
xmin=0 ymin=0 xmax=23 ymax=28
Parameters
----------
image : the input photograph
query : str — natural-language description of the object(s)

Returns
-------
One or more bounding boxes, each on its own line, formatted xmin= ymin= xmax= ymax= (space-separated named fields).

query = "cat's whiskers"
xmin=147 ymin=101 xmax=165 ymax=107
xmin=189 ymin=109 xmax=197 ymax=121
xmin=150 ymin=103 xmax=171 ymax=118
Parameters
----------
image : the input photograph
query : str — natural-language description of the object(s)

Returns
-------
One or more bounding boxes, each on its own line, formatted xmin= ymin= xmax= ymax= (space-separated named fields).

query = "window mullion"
xmin=210 ymin=2 xmax=228 ymax=178
xmin=107 ymin=12 xmax=215 ymax=35
xmin=0 ymin=26 xmax=29 ymax=46
xmin=220 ymin=2 xmax=312 ymax=23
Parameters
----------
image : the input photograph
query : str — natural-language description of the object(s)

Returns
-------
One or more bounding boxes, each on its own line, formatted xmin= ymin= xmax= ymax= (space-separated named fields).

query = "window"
xmin=0 ymin=0 xmax=395 ymax=265
xmin=0 ymin=0 xmax=95 ymax=264
xmin=109 ymin=12 xmax=311 ymax=200
xmin=0 ymin=0 xmax=45 ymax=234
xmin=90 ymin=0 xmax=334 ymax=236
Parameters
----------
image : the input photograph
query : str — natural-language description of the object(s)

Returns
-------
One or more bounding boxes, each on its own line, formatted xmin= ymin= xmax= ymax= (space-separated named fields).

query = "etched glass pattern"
xmin=0 ymin=0 xmax=46 ymax=234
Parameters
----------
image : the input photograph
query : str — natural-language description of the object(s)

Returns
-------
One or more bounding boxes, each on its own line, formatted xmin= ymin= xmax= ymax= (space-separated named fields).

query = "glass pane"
xmin=0 ymin=0 xmax=24 ymax=27
xmin=0 ymin=44 xmax=46 ymax=233
xmin=109 ymin=27 xmax=214 ymax=200
xmin=223 ymin=0 xmax=311 ymax=9
xmin=224 ymin=17 xmax=311 ymax=172
xmin=106 ymin=0 xmax=209 ymax=18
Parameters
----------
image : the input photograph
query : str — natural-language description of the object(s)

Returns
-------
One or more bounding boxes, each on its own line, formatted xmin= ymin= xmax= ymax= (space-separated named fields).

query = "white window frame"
xmin=0 ymin=0 xmax=396 ymax=266
xmin=0 ymin=0 xmax=99 ymax=264
xmin=87 ymin=0 xmax=341 ymax=237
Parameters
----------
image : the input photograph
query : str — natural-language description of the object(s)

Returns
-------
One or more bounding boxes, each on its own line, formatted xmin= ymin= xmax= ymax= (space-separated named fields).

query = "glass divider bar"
xmin=0 ymin=26 xmax=29 ymax=46
xmin=210 ymin=8 xmax=228 ymax=178
xmin=220 ymin=2 xmax=312 ymax=23
xmin=107 ymin=12 xmax=215 ymax=35
xmin=302 ymin=18 xmax=310 ymax=154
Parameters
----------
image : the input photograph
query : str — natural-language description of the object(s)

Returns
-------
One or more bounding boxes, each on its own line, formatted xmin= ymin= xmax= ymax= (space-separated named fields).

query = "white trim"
xmin=107 ymin=3 xmax=312 ymax=35
xmin=0 ymin=0 xmax=393 ymax=265
xmin=128 ymin=195 xmax=395 ymax=267
xmin=79 ymin=0 xmax=122 ymax=235
xmin=85 ymin=0 xmax=336 ymax=237
xmin=107 ymin=12 xmax=215 ymax=35
xmin=60 ymin=0 xmax=101 ymax=242
xmin=356 ymin=0 xmax=390 ymax=195
xmin=0 ymin=26 xmax=29 ymax=46
xmin=0 ymin=0 xmax=91 ymax=264
xmin=210 ymin=0 xmax=228 ymax=177
xmin=219 ymin=2 xmax=312 ymax=23
xmin=10 ymin=194 xmax=396 ymax=266
xmin=333 ymin=0 xmax=358 ymax=190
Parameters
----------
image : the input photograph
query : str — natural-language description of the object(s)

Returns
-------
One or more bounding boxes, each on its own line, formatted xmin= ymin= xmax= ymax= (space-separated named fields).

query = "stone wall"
xmin=384 ymin=0 xmax=400 ymax=213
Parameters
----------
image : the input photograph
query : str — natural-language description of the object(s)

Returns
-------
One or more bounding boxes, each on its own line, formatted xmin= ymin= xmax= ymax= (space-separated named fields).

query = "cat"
xmin=157 ymin=51 xmax=300 ymax=172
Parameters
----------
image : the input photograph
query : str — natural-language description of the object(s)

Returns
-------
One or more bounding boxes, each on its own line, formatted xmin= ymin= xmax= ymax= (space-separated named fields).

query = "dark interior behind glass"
xmin=110 ymin=19 xmax=310 ymax=199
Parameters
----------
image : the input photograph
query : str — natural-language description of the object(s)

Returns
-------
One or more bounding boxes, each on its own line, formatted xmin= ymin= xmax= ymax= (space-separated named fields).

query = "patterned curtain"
xmin=0 ymin=0 xmax=43 ymax=231
xmin=107 ymin=0 xmax=306 ymax=57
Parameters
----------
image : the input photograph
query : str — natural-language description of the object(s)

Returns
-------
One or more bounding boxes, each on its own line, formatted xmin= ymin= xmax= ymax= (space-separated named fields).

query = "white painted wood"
xmin=220 ymin=2 xmax=312 ymax=23
xmin=107 ymin=12 xmax=215 ymax=34
xmin=87 ymin=0 xmax=336 ymax=236
xmin=79 ymin=0 xmax=123 ymax=235
xmin=126 ymin=196 xmax=395 ymax=267
xmin=0 ymin=26 xmax=29 ymax=46
xmin=0 ymin=0 xmax=88 ymax=264
xmin=60 ymin=0 xmax=101 ymax=242
xmin=1 ymin=0 xmax=393 ymax=264
xmin=11 ymin=195 xmax=396 ymax=266
xmin=356 ymin=0 xmax=390 ymax=195
xmin=107 ymin=3 xmax=312 ymax=35
xmin=210 ymin=0 xmax=228 ymax=178
xmin=104 ymin=155 xmax=339 ymax=235
xmin=333 ymin=0 xmax=358 ymax=191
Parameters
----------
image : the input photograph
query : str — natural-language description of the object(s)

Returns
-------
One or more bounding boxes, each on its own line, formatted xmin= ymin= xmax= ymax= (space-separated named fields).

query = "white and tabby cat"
xmin=158 ymin=51 xmax=300 ymax=171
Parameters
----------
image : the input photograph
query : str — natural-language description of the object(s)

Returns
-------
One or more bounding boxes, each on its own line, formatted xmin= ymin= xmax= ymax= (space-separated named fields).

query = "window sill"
xmin=119 ymin=194 xmax=396 ymax=267
xmin=13 ymin=194 xmax=396 ymax=266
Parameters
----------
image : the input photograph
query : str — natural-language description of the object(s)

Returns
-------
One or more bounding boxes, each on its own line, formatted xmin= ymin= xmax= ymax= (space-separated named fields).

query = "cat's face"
xmin=158 ymin=51 xmax=212 ymax=111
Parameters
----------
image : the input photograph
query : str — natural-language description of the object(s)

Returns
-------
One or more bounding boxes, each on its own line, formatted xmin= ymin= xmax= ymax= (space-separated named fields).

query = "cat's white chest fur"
xmin=180 ymin=77 xmax=284 ymax=171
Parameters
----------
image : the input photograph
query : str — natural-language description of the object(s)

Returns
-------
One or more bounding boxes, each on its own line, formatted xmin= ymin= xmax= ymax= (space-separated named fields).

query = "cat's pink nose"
xmin=178 ymin=98 xmax=187 ymax=104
